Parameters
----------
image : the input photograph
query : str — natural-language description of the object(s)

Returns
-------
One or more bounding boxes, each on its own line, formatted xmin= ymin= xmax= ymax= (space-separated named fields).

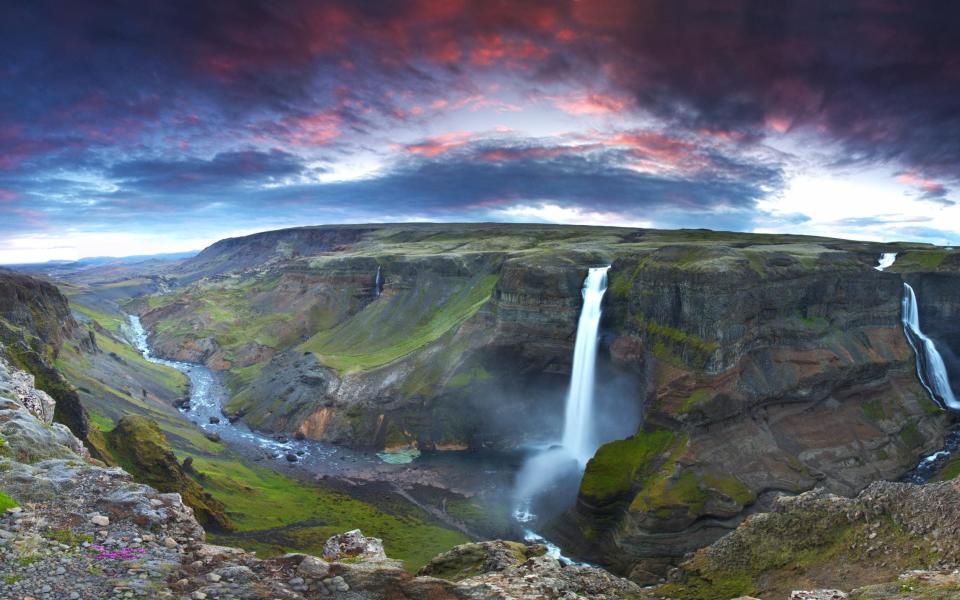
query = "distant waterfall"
xmin=373 ymin=265 xmax=382 ymax=298
xmin=902 ymin=283 xmax=960 ymax=410
xmin=875 ymin=252 xmax=897 ymax=271
xmin=561 ymin=266 xmax=610 ymax=465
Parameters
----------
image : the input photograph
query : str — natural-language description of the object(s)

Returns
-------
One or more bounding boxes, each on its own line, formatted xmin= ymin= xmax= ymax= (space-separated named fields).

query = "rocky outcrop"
xmin=106 ymin=416 xmax=231 ymax=530
xmin=0 ymin=346 xmax=642 ymax=599
xmin=654 ymin=478 xmax=960 ymax=599
xmin=0 ymin=352 xmax=87 ymax=463
xmin=0 ymin=269 xmax=91 ymax=445
xmin=417 ymin=540 xmax=548 ymax=581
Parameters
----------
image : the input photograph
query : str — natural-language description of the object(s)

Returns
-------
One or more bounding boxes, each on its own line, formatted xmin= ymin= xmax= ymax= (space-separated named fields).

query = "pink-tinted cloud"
xmin=896 ymin=172 xmax=948 ymax=202
xmin=549 ymin=93 xmax=630 ymax=116
xmin=399 ymin=132 xmax=474 ymax=157
xmin=469 ymin=35 xmax=550 ymax=67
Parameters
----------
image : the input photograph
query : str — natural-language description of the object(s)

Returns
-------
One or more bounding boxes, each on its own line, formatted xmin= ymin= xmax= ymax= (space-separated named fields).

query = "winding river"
xmin=126 ymin=315 xmax=378 ymax=473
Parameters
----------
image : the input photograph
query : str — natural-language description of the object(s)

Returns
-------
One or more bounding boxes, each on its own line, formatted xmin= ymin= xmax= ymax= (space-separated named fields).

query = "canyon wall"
xmin=130 ymin=225 xmax=957 ymax=582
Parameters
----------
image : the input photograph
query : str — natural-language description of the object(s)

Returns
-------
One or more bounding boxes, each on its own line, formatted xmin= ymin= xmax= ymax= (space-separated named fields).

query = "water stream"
xmin=125 ymin=315 xmax=373 ymax=470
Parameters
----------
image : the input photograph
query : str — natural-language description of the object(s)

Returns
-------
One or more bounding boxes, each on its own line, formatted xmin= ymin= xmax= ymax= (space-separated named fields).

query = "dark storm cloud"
xmin=109 ymin=150 xmax=307 ymax=192
xmin=257 ymin=138 xmax=783 ymax=223
xmin=567 ymin=0 xmax=960 ymax=183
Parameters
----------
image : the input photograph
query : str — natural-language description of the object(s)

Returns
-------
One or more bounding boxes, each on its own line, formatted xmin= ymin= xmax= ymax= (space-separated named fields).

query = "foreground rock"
xmin=653 ymin=479 xmax=960 ymax=599
xmin=0 ymin=344 xmax=642 ymax=599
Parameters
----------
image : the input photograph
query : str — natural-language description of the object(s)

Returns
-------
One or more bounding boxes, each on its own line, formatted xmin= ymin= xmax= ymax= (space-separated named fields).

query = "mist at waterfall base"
xmin=512 ymin=267 xmax=641 ymax=525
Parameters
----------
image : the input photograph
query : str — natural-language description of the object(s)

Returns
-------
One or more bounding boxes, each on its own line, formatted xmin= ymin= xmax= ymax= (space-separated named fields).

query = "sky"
xmin=1 ymin=0 xmax=959 ymax=263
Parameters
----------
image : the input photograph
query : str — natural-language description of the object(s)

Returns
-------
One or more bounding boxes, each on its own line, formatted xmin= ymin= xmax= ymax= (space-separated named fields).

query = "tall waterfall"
xmin=902 ymin=283 xmax=960 ymax=410
xmin=561 ymin=266 xmax=610 ymax=465
xmin=373 ymin=266 xmax=382 ymax=298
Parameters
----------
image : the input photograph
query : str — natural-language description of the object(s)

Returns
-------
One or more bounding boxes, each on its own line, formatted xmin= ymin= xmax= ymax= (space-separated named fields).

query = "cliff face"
xmin=558 ymin=247 xmax=960 ymax=581
xmin=130 ymin=225 xmax=958 ymax=582
xmin=0 ymin=269 xmax=90 ymax=441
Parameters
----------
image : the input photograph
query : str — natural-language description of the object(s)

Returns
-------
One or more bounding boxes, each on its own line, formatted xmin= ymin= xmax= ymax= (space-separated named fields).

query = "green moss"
xmin=579 ymin=430 xmax=677 ymax=501
xmin=657 ymin=572 xmax=754 ymax=600
xmin=900 ymin=422 xmax=923 ymax=448
xmin=224 ymin=362 xmax=266 ymax=393
xmin=639 ymin=319 xmax=718 ymax=368
xmin=938 ymin=456 xmax=960 ymax=481
xmin=632 ymin=470 xmax=708 ymax=515
xmin=71 ymin=304 xmax=125 ymax=333
xmin=191 ymin=454 xmax=468 ymax=572
xmin=420 ymin=541 xmax=534 ymax=581
xmin=45 ymin=528 xmax=93 ymax=545
xmin=702 ymin=474 xmax=755 ymax=506
xmin=890 ymin=250 xmax=948 ymax=272
xmin=631 ymin=469 xmax=754 ymax=517
xmin=106 ymin=416 xmax=231 ymax=530
xmin=383 ymin=424 xmax=413 ymax=450
xmin=606 ymin=269 xmax=634 ymax=300
xmin=87 ymin=409 xmax=115 ymax=432
xmin=660 ymin=500 xmax=943 ymax=600
xmin=301 ymin=274 xmax=498 ymax=373
xmin=445 ymin=367 xmax=493 ymax=389
xmin=862 ymin=399 xmax=887 ymax=421
xmin=0 ymin=491 xmax=17 ymax=511
xmin=679 ymin=389 xmax=712 ymax=414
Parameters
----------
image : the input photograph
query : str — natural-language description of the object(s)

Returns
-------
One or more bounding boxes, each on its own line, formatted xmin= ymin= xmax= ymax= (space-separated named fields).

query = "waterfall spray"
xmin=512 ymin=266 xmax=611 ymax=563
xmin=561 ymin=266 xmax=610 ymax=465
xmin=902 ymin=282 xmax=960 ymax=410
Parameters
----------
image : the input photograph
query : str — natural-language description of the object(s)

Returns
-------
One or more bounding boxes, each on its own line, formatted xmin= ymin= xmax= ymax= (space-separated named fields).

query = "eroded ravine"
xmin=125 ymin=314 xmax=537 ymax=545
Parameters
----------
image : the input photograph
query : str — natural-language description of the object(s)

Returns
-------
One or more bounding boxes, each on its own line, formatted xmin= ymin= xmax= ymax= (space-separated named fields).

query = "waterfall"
xmin=561 ymin=266 xmax=610 ymax=466
xmin=902 ymin=283 xmax=960 ymax=410
xmin=875 ymin=252 xmax=897 ymax=271
xmin=373 ymin=265 xmax=381 ymax=298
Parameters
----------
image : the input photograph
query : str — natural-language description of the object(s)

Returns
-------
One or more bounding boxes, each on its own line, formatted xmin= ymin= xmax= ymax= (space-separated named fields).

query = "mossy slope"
xmin=106 ymin=416 xmax=231 ymax=530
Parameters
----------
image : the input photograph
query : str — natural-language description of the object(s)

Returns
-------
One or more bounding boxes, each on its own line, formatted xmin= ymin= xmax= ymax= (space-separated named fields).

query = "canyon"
xmin=3 ymin=223 xmax=960 ymax=598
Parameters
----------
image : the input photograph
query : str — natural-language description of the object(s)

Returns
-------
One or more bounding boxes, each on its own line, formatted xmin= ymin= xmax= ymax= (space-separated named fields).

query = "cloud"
xmin=548 ymin=93 xmax=630 ymax=116
xmin=109 ymin=150 xmax=307 ymax=192
xmin=0 ymin=1 xmax=957 ymax=260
